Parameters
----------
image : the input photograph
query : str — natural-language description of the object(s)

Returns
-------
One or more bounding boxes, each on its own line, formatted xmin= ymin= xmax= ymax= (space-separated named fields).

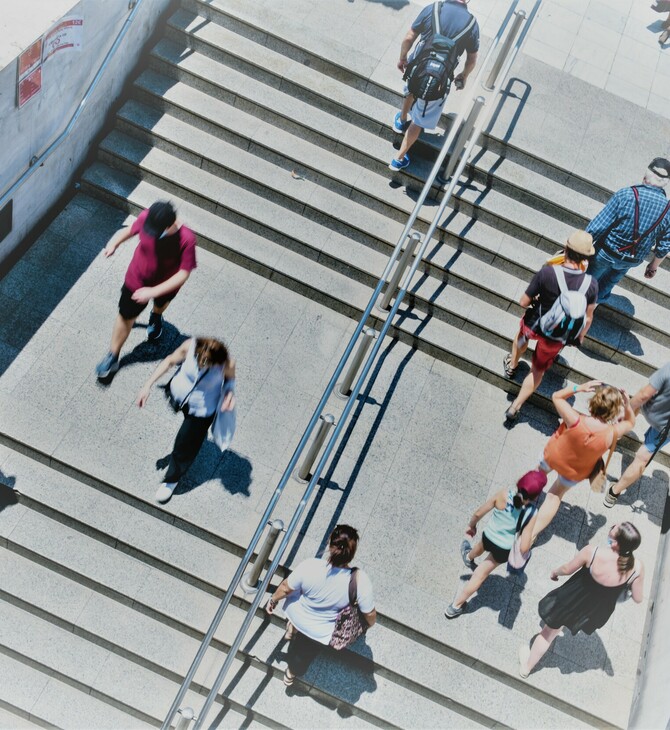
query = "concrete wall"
xmin=0 ymin=0 xmax=175 ymax=264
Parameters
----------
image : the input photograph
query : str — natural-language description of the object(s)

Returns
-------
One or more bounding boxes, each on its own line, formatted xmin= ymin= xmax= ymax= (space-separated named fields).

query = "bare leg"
xmin=520 ymin=479 xmax=568 ymax=552
xmin=453 ymin=554 xmax=501 ymax=608
xmin=509 ymin=330 xmax=528 ymax=370
xmin=110 ymin=315 xmax=136 ymax=357
xmin=400 ymin=94 xmax=414 ymax=121
xmin=467 ymin=539 xmax=485 ymax=561
xmin=611 ymin=446 xmax=652 ymax=497
xmin=524 ymin=625 xmax=562 ymax=673
xmin=395 ymin=122 xmax=422 ymax=160
xmin=509 ymin=364 xmax=544 ymax=415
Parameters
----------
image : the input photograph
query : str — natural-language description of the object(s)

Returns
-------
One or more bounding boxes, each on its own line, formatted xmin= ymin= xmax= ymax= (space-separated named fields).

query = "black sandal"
xmin=283 ymin=668 xmax=295 ymax=687
xmin=505 ymin=406 xmax=519 ymax=422
xmin=503 ymin=354 xmax=517 ymax=379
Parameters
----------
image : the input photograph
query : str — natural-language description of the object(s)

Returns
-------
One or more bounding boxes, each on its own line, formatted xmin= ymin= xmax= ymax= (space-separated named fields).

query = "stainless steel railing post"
xmin=294 ymin=414 xmax=335 ymax=482
xmin=336 ymin=328 xmax=377 ymax=398
xmin=173 ymin=708 xmax=195 ymax=730
xmin=378 ymin=232 xmax=421 ymax=311
xmin=441 ymin=96 xmax=487 ymax=182
xmin=241 ymin=519 xmax=285 ymax=593
xmin=484 ymin=10 xmax=527 ymax=90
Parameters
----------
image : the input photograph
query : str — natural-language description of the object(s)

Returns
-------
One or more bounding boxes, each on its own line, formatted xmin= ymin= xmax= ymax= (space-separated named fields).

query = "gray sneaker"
xmin=95 ymin=352 xmax=119 ymax=379
xmin=603 ymin=486 xmax=619 ymax=508
xmin=444 ymin=602 xmax=465 ymax=619
xmin=460 ymin=540 xmax=477 ymax=571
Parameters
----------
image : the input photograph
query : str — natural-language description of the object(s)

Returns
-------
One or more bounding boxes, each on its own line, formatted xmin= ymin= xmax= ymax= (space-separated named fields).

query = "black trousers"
xmin=287 ymin=631 xmax=323 ymax=677
xmin=164 ymin=410 xmax=215 ymax=483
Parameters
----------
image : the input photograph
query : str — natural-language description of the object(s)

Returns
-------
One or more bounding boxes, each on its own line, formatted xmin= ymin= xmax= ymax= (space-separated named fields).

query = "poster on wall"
xmin=18 ymin=66 xmax=42 ymax=108
xmin=17 ymin=38 xmax=43 ymax=108
xmin=18 ymin=38 xmax=43 ymax=78
xmin=43 ymin=17 xmax=84 ymax=61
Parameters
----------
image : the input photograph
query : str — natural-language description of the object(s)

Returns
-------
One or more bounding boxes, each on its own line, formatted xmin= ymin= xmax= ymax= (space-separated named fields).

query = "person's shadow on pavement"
xmin=156 ymin=444 xmax=253 ymax=498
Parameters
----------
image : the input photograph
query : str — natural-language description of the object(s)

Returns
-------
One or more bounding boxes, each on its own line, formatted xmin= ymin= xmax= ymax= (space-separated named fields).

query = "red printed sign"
xmin=18 ymin=38 xmax=43 ymax=79
xmin=18 ymin=66 xmax=42 ymax=108
xmin=43 ymin=17 xmax=83 ymax=61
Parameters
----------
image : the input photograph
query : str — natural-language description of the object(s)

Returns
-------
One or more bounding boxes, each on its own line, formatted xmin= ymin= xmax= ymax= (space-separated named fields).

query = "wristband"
xmin=573 ymin=385 xmax=578 ymax=393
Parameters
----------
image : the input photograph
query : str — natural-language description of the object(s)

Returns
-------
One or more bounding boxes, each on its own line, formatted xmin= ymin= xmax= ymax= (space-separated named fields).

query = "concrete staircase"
xmin=84 ymin=0 xmax=670 ymax=440
xmin=1 ymin=0 xmax=667 ymax=728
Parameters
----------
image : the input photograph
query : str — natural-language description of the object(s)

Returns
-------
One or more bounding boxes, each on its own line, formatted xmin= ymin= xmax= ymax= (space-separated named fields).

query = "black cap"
xmin=649 ymin=157 xmax=670 ymax=179
xmin=143 ymin=201 xmax=176 ymax=237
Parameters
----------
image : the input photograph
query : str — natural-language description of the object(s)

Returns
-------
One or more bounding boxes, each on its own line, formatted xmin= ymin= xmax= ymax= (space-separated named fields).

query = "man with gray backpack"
xmin=502 ymin=231 xmax=599 ymax=422
xmin=390 ymin=0 xmax=479 ymax=171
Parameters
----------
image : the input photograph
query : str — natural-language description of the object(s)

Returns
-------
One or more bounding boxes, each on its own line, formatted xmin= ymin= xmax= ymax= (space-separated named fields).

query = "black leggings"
xmin=287 ymin=631 xmax=323 ymax=677
xmin=164 ymin=411 xmax=215 ymax=483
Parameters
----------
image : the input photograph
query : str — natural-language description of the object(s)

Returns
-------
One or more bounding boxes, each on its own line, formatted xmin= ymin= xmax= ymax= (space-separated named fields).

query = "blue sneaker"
xmin=393 ymin=112 xmax=410 ymax=134
xmin=147 ymin=311 xmax=163 ymax=341
xmin=389 ymin=154 xmax=410 ymax=171
xmin=95 ymin=351 xmax=119 ymax=379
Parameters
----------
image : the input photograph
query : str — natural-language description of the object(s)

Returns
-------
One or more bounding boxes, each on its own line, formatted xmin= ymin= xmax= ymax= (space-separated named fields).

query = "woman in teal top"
xmin=445 ymin=470 xmax=547 ymax=618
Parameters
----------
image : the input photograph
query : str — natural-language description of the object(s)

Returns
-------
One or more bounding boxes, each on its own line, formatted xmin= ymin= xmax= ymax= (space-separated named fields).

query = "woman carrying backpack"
xmin=519 ymin=381 xmax=635 ymax=554
xmin=444 ymin=470 xmax=547 ymax=618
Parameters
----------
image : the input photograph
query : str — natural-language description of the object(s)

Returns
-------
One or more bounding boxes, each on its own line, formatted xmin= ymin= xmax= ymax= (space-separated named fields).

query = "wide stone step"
xmin=181 ymin=0 xmax=614 ymax=203
xmin=165 ymin=7 xmax=609 ymax=230
xmin=0 ymin=463 xmax=593 ymax=730
xmin=97 ymin=120 xmax=670 ymax=388
xmin=0 ymin=596 xmax=275 ymax=730
xmin=79 ymin=165 xmax=665 ymax=466
xmin=143 ymin=40 xmax=670 ymax=317
xmin=0 ymin=485 xmax=488 ymax=730
xmin=0 ymin=648 xmax=154 ymax=730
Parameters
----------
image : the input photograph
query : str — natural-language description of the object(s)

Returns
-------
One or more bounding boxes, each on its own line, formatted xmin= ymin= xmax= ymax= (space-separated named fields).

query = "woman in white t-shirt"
xmin=266 ymin=525 xmax=376 ymax=686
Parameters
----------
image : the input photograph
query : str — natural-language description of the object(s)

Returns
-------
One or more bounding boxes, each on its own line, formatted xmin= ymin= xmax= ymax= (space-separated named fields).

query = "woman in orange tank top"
xmin=520 ymin=381 xmax=635 ymax=553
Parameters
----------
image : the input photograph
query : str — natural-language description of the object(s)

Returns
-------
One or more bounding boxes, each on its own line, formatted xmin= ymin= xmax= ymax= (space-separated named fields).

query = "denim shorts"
xmin=538 ymin=459 xmax=580 ymax=488
xmin=643 ymin=426 xmax=670 ymax=454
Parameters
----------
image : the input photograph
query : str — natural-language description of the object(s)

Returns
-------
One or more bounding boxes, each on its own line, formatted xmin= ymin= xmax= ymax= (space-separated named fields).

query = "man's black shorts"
xmin=118 ymin=285 xmax=176 ymax=321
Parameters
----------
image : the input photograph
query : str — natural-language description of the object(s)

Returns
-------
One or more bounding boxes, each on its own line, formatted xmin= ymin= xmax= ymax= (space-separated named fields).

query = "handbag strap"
xmin=348 ymin=567 xmax=359 ymax=607
xmin=602 ymin=425 xmax=618 ymax=471
xmin=177 ymin=367 xmax=210 ymax=409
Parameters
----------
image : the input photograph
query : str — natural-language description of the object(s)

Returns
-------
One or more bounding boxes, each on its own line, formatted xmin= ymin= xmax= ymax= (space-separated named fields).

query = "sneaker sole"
xmin=147 ymin=329 xmax=163 ymax=341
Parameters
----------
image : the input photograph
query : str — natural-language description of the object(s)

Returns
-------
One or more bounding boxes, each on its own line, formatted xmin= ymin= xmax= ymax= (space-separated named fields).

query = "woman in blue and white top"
xmin=445 ymin=470 xmax=547 ymax=619
xmin=137 ymin=337 xmax=235 ymax=503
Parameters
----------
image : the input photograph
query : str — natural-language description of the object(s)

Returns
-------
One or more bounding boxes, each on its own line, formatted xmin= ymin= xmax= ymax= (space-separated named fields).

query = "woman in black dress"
xmin=519 ymin=522 xmax=645 ymax=678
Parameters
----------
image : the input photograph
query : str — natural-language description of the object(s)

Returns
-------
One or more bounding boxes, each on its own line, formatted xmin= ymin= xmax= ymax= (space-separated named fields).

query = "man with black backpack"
xmin=390 ymin=0 xmax=479 ymax=171
xmin=502 ymin=231 xmax=599 ymax=422
xmin=586 ymin=157 xmax=670 ymax=303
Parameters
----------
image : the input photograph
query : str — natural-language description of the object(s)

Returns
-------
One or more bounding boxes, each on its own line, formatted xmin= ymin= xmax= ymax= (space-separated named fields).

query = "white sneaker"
xmin=518 ymin=644 xmax=531 ymax=678
xmin=155 ymin=482 xmax=177 ymax=503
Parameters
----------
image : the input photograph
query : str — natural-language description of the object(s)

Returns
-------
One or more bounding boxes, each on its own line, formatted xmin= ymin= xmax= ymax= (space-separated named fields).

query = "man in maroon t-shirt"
xmin=95 ymin=201 xmax=197 ymax=379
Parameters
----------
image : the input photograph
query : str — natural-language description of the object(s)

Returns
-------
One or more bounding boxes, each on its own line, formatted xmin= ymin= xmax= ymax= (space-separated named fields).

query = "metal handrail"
xmin=0 ymin=0 xmax=145 ymax=211
xmin=162 ymin=3 xmax=530 ymax=727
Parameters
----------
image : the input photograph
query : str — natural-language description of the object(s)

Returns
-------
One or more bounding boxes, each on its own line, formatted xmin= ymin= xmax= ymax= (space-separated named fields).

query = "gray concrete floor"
xmin=0 ymin=195 xmax=665 ymax=724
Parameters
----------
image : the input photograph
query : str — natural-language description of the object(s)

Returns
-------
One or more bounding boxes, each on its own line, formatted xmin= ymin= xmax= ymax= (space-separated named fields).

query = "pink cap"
xmin=516 ymin=469 xmax=547 ymax=498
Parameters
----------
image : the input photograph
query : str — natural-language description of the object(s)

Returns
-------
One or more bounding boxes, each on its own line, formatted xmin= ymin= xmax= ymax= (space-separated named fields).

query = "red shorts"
xmin=519 ymin=319 xmax=563 ymax=372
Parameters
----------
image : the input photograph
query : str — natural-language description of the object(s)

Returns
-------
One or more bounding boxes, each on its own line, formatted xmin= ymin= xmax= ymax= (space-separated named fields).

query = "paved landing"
xmin=0 ymin=195 xmax=666 ymax=725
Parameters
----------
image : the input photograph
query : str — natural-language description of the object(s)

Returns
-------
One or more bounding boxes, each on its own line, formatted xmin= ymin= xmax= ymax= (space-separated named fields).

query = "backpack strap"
xmin=554 ymin=265 xmax=591 ymax=296
xmin=432 ymin=1 xmax=442 ymax=36
xmin=553 ymin=265 xmax=568 ymax=294
xmin=432 ymin=1 xmax=476 ymax=42
xmin=618 ymin=186 xmax=670 ymax=254
xmin=577 ymin=272 xmax=592 ymax=295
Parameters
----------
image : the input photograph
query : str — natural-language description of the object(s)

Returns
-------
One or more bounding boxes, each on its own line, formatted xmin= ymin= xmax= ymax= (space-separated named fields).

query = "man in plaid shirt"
xmin=586 ymin=157 xmax=670 ymax=302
